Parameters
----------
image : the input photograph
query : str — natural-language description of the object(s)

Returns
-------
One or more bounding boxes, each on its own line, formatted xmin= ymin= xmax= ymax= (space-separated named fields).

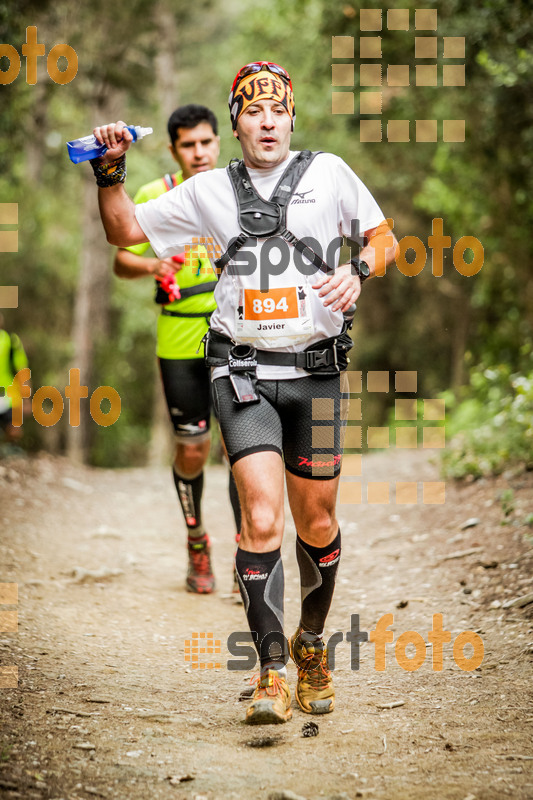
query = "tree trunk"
xmin=155 ymin=2 xmax=180 ymax=120
xmin=66 ymin=93 xmax=122 ymax=463
xmin=148 ymin=0 xmax=180 ymax=465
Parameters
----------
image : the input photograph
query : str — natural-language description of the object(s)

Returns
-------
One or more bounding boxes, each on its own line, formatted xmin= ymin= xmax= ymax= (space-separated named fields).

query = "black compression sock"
xmin=172 ymin=467 xmax=204 ymax=536
xmin=228 ymin=470 xmax=242 ymax=536
xmin=235 ymin=547 xmax=287 ymax=672
xmin=296 ymin=529 xmax=341 ymax=636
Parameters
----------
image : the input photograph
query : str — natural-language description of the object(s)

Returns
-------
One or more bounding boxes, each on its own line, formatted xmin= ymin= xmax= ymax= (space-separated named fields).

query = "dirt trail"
xmin=0 ymin=450 xmax=532 ymax=800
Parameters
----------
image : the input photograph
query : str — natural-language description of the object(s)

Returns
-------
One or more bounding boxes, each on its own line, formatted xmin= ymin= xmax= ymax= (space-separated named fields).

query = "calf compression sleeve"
xmin=235 ymin=547 xmax=287 ymax=672
xmin=172 ymin=467 xmax=204 ymax=538
xmin=296 ymin=529 xmax=341 ymax=636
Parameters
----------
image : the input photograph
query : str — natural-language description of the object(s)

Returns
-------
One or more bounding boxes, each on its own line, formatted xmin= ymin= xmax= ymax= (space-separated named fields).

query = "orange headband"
xmin=229 ymin=72 xmax=295 ymax=130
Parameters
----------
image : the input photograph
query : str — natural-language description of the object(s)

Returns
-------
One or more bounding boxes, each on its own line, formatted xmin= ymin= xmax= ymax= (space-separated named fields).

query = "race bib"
xmin=235 ymin=285 xmax=314 ymax=347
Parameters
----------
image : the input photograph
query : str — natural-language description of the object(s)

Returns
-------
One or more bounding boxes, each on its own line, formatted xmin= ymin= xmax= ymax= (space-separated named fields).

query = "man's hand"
xmin=151 ymin=257 xmax=180 ymax=278
xmin=312 ymin=263 xmax=361 ymax=313
xmin=93 ymin=121 xmax=133 ymax=163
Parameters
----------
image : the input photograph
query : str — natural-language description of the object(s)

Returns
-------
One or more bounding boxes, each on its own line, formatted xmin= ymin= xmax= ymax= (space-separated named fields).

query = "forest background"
xmin=1 ymin=0 xmax=532 ymax=478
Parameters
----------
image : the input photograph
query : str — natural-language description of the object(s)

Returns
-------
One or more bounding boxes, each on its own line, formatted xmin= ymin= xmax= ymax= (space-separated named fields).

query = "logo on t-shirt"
xmin=291 ymin=189 xmax=315 ymax=204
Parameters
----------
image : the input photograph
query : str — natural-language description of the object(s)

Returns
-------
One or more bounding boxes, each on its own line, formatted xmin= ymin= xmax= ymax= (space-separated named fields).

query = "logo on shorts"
xmin=319 ymin=548 xmax=340 ymax=567
xmin=298 ymin=454 xmax=342 ymax=468
xmin=177 ymin=421 xmax=208 ymax=435
xmin=243 ymin=567 xmax=268 ymax=581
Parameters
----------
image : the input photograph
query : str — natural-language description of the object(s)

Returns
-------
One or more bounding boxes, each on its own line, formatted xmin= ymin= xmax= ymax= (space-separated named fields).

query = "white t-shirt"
xmin=135 ymin=151 xmax=385 ymax=379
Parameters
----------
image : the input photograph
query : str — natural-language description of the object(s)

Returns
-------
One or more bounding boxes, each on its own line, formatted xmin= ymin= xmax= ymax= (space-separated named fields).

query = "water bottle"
xmin=66 ymin=125 xmax=153 ymax=164
xmin=343 ymin=303 xmax=357 ymax=328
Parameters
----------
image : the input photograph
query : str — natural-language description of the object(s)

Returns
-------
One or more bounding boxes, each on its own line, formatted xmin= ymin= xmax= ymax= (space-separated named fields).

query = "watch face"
xmin=351 ymin=258 xmax=370 ymax=279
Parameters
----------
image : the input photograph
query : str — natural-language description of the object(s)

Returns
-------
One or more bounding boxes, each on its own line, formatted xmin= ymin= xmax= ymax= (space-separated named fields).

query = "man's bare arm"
xmin=92 ymin=121 xmax=149 ymax=248
xmin=313 ymin=220 xmax=399 ymax=312
xmin=113 ymin=248 xmax=177 ymax=280
xmin=359 ymin=220 xmax=399 ymax=277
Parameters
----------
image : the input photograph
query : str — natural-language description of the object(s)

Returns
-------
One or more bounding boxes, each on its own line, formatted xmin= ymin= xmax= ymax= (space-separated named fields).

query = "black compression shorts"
xmin=158 ymin=358 xmax=212 ymax=443
xmin=0 ymin=408 xmax=13 ymax=430
xmin=212 ymin=374 xmax=349 ymax=479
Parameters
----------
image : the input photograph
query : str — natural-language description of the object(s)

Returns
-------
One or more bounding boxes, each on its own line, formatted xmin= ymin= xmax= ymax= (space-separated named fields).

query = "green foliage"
xmin=441 ymin=362 xmax=533 ymax=479
xmin=2 ymin=0 xmax=531 ymax=468
xmin=499 ymin=489 xmax=515 ymax=518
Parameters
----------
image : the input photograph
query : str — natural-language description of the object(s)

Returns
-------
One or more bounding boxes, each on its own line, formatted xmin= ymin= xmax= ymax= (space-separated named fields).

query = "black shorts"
xmin=212 ymin=374 xmax=348 ymax=480
xmin=0 ymin=408 xmax=13 ymax=430
xmin=158 ymin=358 xmax=212 ymax=443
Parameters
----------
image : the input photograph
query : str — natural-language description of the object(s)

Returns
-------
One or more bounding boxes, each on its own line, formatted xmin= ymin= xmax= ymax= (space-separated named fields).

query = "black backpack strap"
xmin=161 ymin=308 xmax=213 ymax=320
xmin=174 ymin=281 xmax=217 ymax=300
xmin=228 ymin=159 xmax=283 ymax=237
xmin=270 ymin=150 xmax=320 ymax=208
xmin=214 ymin=151 xmax=325 ymax=275
xmin=214 ymin=232 xmax=251 ymax=275
xmin=279 ymin=230 xmax=334 ymax=275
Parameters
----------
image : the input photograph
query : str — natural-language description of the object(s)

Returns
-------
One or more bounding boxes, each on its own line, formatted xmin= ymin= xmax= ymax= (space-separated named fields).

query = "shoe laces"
xmin=298 ymin=650 xmax=331 ymax=689
xmin=252 ymin=670 xmax=285 ymax=698
xmin=188 ymin=538 xmax=211 ymax=576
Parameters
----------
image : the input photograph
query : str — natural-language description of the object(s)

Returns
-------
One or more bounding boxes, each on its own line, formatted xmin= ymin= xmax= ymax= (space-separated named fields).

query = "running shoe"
xmin=289 ymin=628 xmax=335 ymax=714
xmin=186 ymin=535 xmax=215 ymax=594
xmin=245 ymin=669 xmax=292 ymax=725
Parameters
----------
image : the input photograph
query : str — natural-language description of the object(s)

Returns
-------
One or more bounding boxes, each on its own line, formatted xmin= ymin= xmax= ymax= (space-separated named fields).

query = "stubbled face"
xmin=170 ymin=121 xmax=220 ymax=180
xmin=234 ymin=99 xmax=292 ymax=170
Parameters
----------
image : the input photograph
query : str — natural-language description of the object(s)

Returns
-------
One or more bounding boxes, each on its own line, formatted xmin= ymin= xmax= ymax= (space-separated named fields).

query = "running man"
xmin=113 ymin=105 xmax=241 ymax=594
xmin=89 ymin=62 xmax=398 ymax=724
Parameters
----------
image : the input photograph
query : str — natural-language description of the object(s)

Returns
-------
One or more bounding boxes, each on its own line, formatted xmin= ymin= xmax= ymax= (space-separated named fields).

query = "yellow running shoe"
xmin=289 ymin=628 xmax=335 ymax=714
xmin=245 ymin=670 xmax=292 ymax=725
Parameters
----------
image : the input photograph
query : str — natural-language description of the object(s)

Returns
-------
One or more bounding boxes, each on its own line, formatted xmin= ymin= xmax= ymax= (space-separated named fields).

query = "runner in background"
xmin=113 ymin=105 xmax=241 ymax=594
xmin=0 ymin=313 xmax=30 ymax=449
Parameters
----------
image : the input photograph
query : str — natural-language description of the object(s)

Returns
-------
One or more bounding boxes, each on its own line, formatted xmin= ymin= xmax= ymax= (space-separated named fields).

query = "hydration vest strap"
xmin=280 ymin=230 xmax=334 ymax=275
xmin=214 ymin=232 xmax=250 ymax=275
xmin=167 ymin=281 xmax=217 ymax=300
xmin=214 ymin=151 xmax=329 ymax=277
xmin=204 ymin=329 xmax=352 ymax=374
xmin=163 ymin=172 xmax=178 ymax=191
xmin=161 ymin=281 xmax=217 ymax=316
xmin=161 ymin=308 xmax=213 ymax=320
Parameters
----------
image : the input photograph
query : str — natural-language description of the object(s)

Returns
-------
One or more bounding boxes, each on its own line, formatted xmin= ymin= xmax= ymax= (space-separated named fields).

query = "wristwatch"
xmin=350 ymin=257 xmax=371 ymax=283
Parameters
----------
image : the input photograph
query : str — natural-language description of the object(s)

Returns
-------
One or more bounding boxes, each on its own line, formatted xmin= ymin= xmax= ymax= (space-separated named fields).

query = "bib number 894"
xmin=252 ymin=296 xmax=289 ymax=314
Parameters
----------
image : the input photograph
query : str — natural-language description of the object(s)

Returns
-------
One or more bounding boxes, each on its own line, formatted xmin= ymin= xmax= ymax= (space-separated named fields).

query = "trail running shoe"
xmin=289 ymin=628 xmax=335 ymax=714
xmin=186 ymin=535 xmax=215 ymax=594
xmin=245 ymin=670 xmax=292 ymax=725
